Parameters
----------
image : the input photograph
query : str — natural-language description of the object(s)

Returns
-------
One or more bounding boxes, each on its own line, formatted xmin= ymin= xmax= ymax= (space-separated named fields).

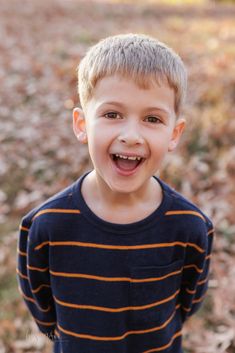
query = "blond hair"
xmin=78 ymin=33 xmax=187 ymax=115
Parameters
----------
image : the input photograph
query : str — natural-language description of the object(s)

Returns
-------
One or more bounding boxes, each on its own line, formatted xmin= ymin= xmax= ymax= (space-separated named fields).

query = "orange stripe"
xmin=55 ymin=329 xmax=60 ymax=337
xmin=50 ymin=270 xmax=131 ymax=282
xmin=198 ymin=277 xmax=208 ymax=285
xmin=16 ymin=268 xmax=29 ymax=280
xmin=35 ymin=241 xmax=188 ymax=251
xmin=207 ymin=228 xmax=214 ymax=236
xmin=54 ymin=290 xmax=179 ymax=312
xmin=17 ymin=249 xmax=27 ymax=256
xmin=35 ymin=240 xmax=204 ymax=253
xmin=184 ymin=277 xmax=208 ymax=290
xmin=32 ymin=284 xmax=51 ymax=293
xmin=182 ymin=294 xmax=205 ymax=312
xmin=142 ymin=330 xmax=182 ymax=353
xmin=35 ymin=241 xmax=50 ymax=250
xmin=20 ymin=225 xmax=29 ymax=232
xmin=184 ymin=275 xmax=209 ymax=293
xmin=18 ymin=286 xmax=51 ymax=312
xmin=50 ymin=269 xmax=182 ymax=283
xmin=27 ymin=265 xmax=49 ymax=272
xmin=185 ymin=288 xmax=196 ymax=295
xmin=130 ymin=268 xmax=183 ymax=283
xmin=186 ymin=242 xmax=205 ymax=253
xmin=184 ymin=264 xmax=203 ymax=273
xmin=206 ymin=254 xmax=212 ymax=260
xmin=182 ymin=275 xmax=208 ymax=287
xmin=57 ymin=305 xmax=181 ymax=341
xmin=32 ymin=209 xmax=81 ymax=221
xmin=165 ymin=210 xmax=206 ymax=222
xmin=54 ymin=290 xmax=180 ymax=313
xmin=193 ymin=295 xmax=205 ymax=304
xmin=35 ymin=318 xmax=56 ymax=326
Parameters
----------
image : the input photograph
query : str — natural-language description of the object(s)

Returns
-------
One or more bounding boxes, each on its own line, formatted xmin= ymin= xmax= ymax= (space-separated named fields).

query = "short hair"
xmin=77 ymin=33 xmax=187 ymax=116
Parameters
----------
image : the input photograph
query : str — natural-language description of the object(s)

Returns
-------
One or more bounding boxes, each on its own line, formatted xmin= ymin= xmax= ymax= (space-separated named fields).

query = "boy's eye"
xmin=145 ymin=116 xmax=162 ymax=123
xmin=104 ymin=112 xmax=120 ymax=119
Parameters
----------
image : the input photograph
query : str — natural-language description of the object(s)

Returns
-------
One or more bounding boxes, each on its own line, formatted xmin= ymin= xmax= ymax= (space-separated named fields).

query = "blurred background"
xmin=0 ymin=0 xmax=234 ymax=352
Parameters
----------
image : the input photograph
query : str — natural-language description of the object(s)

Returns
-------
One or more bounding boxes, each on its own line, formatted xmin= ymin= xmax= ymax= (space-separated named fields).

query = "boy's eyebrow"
xmin=97 ymin=101 xmax=125 ymax=109
xmin=144 ymin=107 xmax=171 ymax=116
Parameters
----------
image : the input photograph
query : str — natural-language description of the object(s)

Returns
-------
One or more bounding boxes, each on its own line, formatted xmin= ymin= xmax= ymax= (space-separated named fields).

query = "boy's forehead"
xmin=86 ymin=74 xmax=175 ymax=116
xmin=92 ymin=74 xmax=172 ymax=96
xmin=95 ymin=73 xmax=169 ymax=89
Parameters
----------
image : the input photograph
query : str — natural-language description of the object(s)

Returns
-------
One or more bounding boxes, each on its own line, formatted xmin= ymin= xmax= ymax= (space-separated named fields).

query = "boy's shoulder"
xmin=158 ymin=177 xmax=213 ymax=230
xmin=21 ymin=177 xmax=80 ymax=228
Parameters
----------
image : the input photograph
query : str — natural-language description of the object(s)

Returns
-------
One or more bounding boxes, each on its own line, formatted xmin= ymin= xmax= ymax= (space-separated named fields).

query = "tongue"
xmin=115 ymin=158 xmax=139 ymax=171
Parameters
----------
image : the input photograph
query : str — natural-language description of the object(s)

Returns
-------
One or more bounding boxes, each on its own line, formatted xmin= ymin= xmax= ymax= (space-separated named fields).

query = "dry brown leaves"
xmin=0 ymin=0 xmax=234 ymax=352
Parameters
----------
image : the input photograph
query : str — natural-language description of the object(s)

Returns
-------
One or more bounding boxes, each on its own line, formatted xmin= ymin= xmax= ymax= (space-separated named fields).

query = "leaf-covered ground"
xmin=0 ymin=0 xmax=235 ymax=352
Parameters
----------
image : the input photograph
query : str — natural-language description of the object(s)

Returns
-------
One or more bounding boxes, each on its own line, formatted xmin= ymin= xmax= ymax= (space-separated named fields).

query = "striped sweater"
xmin=17 ymin=171 xmax=214 ymax=353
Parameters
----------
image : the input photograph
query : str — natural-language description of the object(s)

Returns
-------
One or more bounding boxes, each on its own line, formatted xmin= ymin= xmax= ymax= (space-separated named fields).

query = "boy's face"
xmin=73 ymin=75 xmax=185 ymax=195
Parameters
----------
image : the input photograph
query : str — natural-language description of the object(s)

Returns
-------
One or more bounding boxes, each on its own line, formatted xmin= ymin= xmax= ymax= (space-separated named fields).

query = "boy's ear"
xmin=73 ymin=107 xmax=87 ymax=144
xmin=168 ymin=118 xmax=186 ymax=152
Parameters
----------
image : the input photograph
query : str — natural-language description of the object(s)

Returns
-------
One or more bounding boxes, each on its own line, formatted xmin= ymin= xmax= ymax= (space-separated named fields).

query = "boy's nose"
xmin=117 ymin=125 xmax=144 ymax=145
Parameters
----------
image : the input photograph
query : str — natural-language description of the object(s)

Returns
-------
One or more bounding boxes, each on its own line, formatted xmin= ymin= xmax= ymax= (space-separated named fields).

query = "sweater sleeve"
xmin=179 ymin=220 xmax=214 ymax=322
xmin=17 ymin=215 xmax=57 ymax=340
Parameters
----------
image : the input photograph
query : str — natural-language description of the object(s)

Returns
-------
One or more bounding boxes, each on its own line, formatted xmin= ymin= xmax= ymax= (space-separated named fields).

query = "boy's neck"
xmin=81 ymin=170 xmax=163 ymax=223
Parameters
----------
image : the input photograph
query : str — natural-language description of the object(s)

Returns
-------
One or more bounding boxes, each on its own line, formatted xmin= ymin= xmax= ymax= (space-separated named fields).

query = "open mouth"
xmin=111 ymin=154 xmax=145 ymax=172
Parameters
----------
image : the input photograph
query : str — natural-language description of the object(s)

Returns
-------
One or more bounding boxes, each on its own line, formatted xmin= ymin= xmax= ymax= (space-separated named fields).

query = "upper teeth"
xmin=115 ymin=154 xmax=142 ymax=161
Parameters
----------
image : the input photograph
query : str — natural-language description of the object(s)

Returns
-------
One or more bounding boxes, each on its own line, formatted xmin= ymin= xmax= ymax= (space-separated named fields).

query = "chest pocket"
xmin=129 ymin=260 xmax=183 ymax=328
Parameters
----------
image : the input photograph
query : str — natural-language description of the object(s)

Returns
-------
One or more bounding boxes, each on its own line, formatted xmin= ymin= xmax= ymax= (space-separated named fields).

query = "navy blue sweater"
xmin=17 ymin=171 xmax=214 ymax=353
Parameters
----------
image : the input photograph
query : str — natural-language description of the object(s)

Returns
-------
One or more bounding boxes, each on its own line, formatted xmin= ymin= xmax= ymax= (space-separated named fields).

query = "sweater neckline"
xmin=73 ymin=170 xmax=173 ymax=234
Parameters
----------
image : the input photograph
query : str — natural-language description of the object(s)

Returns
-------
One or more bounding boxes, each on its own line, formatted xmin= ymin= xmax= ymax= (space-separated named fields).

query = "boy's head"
xmin=77 ymin=33 xmax=187 ymax=116
xmin=73 ymin=33 xmax=187 ymax=195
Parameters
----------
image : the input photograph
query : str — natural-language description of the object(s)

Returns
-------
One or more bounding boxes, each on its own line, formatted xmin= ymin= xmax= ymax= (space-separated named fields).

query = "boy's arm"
xmin=17 ymin=216 xmax=57 ymax=340
xmin=179 ymin=220 xmax=214 ymax=322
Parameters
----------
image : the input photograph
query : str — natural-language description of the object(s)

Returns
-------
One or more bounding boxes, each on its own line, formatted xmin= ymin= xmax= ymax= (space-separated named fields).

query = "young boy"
xmin=17 ymin=34 xmax=214 ymax=353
